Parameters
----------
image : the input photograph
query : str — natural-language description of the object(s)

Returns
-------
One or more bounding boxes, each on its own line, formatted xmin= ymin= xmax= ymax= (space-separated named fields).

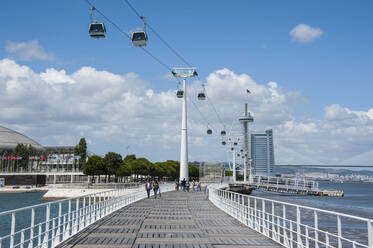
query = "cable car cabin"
xmin=220 ymin=130 xmax=226 ymax=136
xmin=176 ymin=90 xmax=184 ymax=98
xmin=222 ymin=141 xmax=226 ymax=146
xmin=197 ymin=92 xmax=206 ymax=100
xmin=132 ymin=31 xmax=148 ymax=47
xmin=207 ymin=129 xmax=212 ymax=135
xmin=89 ymin=23 xmax=106 ymax=38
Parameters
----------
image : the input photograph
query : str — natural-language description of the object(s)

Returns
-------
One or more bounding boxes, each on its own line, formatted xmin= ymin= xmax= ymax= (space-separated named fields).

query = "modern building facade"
xmin=251 ymin=129 xmax=275 ymax=176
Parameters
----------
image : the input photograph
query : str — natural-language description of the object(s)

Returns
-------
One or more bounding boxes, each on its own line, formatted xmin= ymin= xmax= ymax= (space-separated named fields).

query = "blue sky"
xmin=1 ymin=0 xmax=373 ymax=164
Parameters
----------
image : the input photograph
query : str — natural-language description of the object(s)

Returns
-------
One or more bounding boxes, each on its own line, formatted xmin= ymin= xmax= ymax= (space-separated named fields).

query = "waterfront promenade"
xmin=57 ymin=190 xmax=281 ymax=248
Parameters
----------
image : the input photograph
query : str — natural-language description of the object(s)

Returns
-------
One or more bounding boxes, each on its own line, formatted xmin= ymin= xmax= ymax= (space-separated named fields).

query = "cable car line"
xmin=122 ymin=0 xmax=227 ymax=134
xmin=86 ymin=0 xmax=229 ymax=145
xmin=123 ymin=0 xmax=193 ymax=68
xmin=85 ymin=0 xmax=174 ymax=74
xmin=188 ymin=95 xmax=213 ymax=130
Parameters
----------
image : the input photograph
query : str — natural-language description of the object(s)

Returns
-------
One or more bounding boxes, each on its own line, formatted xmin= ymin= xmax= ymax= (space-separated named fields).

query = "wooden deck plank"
xmin=57 ymin=190 xmax=281 ymax=248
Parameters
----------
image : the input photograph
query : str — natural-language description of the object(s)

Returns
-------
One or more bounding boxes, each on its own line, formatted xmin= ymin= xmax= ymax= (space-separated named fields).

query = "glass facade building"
xmin=251 ymin=129 xmax=275 ymax=176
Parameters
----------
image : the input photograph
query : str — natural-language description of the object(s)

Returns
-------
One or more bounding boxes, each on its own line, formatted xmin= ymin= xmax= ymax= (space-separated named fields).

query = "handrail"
xmin=0 ymin=183 xmax=175 ymax=248
xmin=208 ymin=183 xmax=373 ymax=248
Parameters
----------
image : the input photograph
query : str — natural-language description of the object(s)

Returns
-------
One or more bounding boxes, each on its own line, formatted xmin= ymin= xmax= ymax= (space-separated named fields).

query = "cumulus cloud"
xmin=290 ymin=24 xmax=323 ymax=43
xmin=5 ymin=40 xmax=55 ymax=61
xmin=0 ymin=59 xmax=372 ymax=165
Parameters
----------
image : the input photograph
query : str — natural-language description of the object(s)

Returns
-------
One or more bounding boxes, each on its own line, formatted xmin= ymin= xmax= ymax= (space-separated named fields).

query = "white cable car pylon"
xmin=172 ymin=67 xmax=197 ymax=182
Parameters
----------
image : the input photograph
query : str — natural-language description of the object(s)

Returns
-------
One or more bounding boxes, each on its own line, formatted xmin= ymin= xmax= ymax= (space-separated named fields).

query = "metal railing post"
xmin=67 ymin=200 xmax=71 ymax=238
xmin=296 ymin=206 xmax=301 ymax=248
xmin=314 ymin=210 xmax=319 ymax=248
xmin=30 ymin=207 xmax=35 ymax=248
xmin=272 ymin=201 xmax=275 ymax=240
xmin=337 ymin=215 xmax=342 ymax=248
xmin=368 ymin=220 xmax=373 ymax=248
xmin=10 ymin=212 xmax=15 ymax=248
xmin=20 ymin=229 xmax=24 ymax=248
xmin=262 ymin=199 xmax=266 ymax=236
xmin=44 ymin=203 xmax=51 ymax=247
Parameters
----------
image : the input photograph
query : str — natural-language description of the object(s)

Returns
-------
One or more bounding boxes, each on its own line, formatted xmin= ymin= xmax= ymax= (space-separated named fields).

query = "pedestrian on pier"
xmin=153 ymin=179 xmax=159 ymax=198
xmin=175 ymin=179 xmax=180 ymax=191
xmin=186 ymin=181 xmax=190 ymax=192
xmin=196 ymin=180 xmax=201 ymax=192
xmin=181 ymin=178 xmax=186 ymax=192
xmin=145 ymin=179 xmax=152 ymax=198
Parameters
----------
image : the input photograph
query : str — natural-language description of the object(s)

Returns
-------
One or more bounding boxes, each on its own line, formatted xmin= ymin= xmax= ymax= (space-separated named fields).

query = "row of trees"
xmin=82 ymin=153 xmax=199 ymax=182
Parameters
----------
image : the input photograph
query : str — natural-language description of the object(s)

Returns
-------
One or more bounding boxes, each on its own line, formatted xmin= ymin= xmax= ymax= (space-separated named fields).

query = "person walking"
xmin=175 ymin=179 xmax=179 ymax=191
xmin=192 ymin=180 xmax=196 ymax=192
xmin=181 ymin=178 xmax=186 ymax=192
xmin=153 ymin=179 xmax=159 ymax=198
xmin=186 ymin=180 xmax=190 ymax=192
xmin=145 ymin=179 xmax=152 ymax=198
xmin=197 ymin=180 xmax=201 ymax=192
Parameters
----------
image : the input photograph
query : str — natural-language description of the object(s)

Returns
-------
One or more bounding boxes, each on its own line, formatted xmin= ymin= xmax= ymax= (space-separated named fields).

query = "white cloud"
xmin=290 ymin=24 xmax=323 ymax=43
xmin=40 ymin=68 xmax=75 ymax=84
xmin=0 ymin=59 xmax=372 ymax=165
xmin=5 ymin=40 xmax=55 ymax=61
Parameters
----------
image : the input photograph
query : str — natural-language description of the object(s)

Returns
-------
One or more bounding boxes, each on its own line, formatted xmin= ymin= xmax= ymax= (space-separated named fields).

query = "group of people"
xmin=145 ymin=179 xmax=160 ymax=198
xmin=175 ymin=178 xmax=202 ymax=192
xmin=144 ymin=178 xmax=202 ymax=199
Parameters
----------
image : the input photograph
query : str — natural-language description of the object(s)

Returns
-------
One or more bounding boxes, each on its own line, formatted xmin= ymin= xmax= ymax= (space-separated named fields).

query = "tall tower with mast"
xmin=239 ymin=103 xmax=254 ymax=182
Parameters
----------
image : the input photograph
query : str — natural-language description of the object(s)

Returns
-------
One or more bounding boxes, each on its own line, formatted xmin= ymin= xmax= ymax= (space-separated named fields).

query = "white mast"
xmin=172 ymin=68 xmax=197 ymax=182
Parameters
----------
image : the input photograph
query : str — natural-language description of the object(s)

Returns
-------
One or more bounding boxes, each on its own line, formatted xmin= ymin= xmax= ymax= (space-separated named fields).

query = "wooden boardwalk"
xmin=58 ymin=190 xmax=281 ymax=248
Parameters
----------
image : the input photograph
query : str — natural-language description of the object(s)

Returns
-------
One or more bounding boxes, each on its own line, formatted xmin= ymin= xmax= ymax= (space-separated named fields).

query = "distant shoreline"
xmin=0 ymin=187 xmax=48 ymax=194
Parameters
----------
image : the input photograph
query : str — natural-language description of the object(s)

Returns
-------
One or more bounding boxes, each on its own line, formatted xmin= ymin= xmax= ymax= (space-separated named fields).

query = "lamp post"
xmin=172 ymin=68 xmax=198 ymax=182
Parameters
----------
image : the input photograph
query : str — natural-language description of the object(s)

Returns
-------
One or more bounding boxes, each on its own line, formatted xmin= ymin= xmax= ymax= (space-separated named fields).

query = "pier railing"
xmin=208 ymin=184 xmax=373 ymax=248
xmin=250 ymin=175 xmax=319 ymax=191
xmin=0 ymin=183 xmax=174 ymax=248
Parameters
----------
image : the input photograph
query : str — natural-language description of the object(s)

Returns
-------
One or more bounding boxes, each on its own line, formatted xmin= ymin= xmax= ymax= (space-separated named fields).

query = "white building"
xmin=251 ymin=129 xmax=275 ymax=176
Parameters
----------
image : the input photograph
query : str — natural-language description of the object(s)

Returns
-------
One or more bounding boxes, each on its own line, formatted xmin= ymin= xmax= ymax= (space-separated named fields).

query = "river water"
xmin=251 ymin=181 xmax=373 ymax=219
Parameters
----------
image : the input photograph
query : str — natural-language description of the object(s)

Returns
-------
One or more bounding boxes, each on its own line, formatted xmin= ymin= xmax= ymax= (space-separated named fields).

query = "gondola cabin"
xmin=132 ymin=31 xmax=148 ymax=47
xmin=176 ymin=90 xmax=184 ymax=98
xmin=197 ymin=92 xmax=206 ymax=100
xmin=89 ymin=22 xmax=106 ymax=38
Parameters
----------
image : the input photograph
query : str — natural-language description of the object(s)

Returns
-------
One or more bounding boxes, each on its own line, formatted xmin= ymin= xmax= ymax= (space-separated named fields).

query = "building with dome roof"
xmin=0 ymin=125 xmax=88 ymax=185
xmin=0 ymin=126 xmax=45 ymax=151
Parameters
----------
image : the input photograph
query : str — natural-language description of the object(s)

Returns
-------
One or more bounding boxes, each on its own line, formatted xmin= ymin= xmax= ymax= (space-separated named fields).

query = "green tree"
xmin=75 ymin=138 xmax=87 ymax=169
xmin=123 ymin=154 xmax=136 ymax=163
xmin=151 ymin=162 xmax=166 ymax=178
xmin=189 ymin=164 xmax=199 ymax=179
xmin=116 ymin=161 xmax=132 ymax=182
xmin=103 ymin=152 xmax=122 ymax=182
xmin=13 ymin=144 xmax=36 ymax=171
xmin=82 ymin=155 xmax=105 ymax=180
xmin=129 ymin=157 xmax=152 ymax=179
xmin=225 ymin=170 xmax=233 ymax=176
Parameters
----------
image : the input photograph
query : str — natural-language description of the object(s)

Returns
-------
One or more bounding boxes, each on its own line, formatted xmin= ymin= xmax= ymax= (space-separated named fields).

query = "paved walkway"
xmin=58 ymin=190 xmax=281 ymax=248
